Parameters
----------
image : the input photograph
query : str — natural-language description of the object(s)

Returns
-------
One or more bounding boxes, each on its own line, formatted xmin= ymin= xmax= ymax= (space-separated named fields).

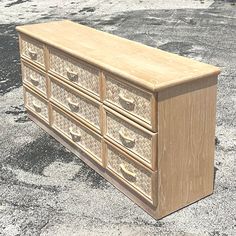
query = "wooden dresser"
xmin=16 ymin=20 xmax=220 ymax=219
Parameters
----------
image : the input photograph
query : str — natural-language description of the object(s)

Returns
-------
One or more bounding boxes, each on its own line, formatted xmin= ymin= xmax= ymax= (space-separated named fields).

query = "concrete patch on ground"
xmin=43 ymin=161 xmax=82 ymax=180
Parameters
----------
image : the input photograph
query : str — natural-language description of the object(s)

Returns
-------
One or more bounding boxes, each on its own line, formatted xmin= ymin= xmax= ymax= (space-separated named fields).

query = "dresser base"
xmin=27 ymin=111 xmax=160 ymax=219
xmin=28 ymin=105 xmax=214 ymax=220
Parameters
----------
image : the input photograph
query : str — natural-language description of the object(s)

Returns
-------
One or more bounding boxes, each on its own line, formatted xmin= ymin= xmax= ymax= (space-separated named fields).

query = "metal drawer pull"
xmin=120 ymin=164 xmax=136 ymax=181
xmin=28 ymin=48 xmax=37 ymax=60
xmin=67 ymin=98 xmax=79 ymax=112
xmin=66 ymin=68 xmax=78 ymax=81
xmin=32 ymin=101 xmax=41 ymax=112
xmin=30 ymin=75 xmax=39 ymax=85
xmin=118 ymin=93 xmax=135 ymax=110
xmin=119 ymin=129 xmax=135 ymax=148
xmin=69 ymin=127 xmax=81 ymax=142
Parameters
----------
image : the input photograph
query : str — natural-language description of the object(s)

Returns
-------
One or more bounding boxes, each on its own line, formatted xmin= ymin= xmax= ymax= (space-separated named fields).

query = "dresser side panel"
xmin=156 ymin=76 xmax=217 ymax=218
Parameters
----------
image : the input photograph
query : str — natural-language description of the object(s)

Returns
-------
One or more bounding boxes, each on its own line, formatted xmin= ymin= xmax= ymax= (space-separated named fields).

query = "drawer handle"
xmin=118 ymin=93 xmax=135 ymax=110
xmin=66 ymin=68 xmax=78 ymax=81
xmin=67 ymin=98 xmax=79 ymax=112
xmin=32 ymin=101 xmax=41 ymax=112
xmin=119 ymin=129 xmax=135 ymax=148
xmin=28 ymin=48 xmax=37 ymax=60
xmin=69 ymin=127 xmax=81 ymax=142
xmin=30 ymin=75 xmax=39 ymax=85
xmin=120 ymin=164 xmax=136 ymax=181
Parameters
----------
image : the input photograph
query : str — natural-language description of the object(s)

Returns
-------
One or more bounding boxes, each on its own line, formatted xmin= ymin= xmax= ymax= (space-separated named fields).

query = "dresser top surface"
xmin=16 ymin=20 xmax=220 ymax=91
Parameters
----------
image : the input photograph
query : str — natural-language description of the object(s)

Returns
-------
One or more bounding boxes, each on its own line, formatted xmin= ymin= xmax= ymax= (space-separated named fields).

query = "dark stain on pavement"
xmin=0 ymin=164 xmax=59 ymax=193
xmin=5 ymin=105 xmax=29 ymax=123
xmin=0 ymin=24 xmax=21 ymax=95
xmin=5 ymin=0 xmax=31 ymax=8
xmin=158 ymin=42 xmax=194 ymax=56
xmin=4 ymin=132 xmax=109 ymax=189
xmin=72 ymin=164 xmax=110 ymax=189
xmin=14 ymin=115 xmax=30 ymax=123
xmin=0 ymin=164 xmax=17 ymax=183
xmin=79 ymin=7 xmax=96 ymax=13
xmin=5 ymin=105 xmax=26 ymax=116
xmin=5 ymin=134 xmax=74 ymax=175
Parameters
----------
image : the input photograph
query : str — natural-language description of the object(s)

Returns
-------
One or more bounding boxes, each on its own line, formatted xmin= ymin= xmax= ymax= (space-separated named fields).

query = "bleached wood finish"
xmin=16 ymin=20 xmax=220 ymax=92
xmin=16 ymin=20 xmax=220 ymax=220
xmin=156 ymin=76 xmax=218 ymax=219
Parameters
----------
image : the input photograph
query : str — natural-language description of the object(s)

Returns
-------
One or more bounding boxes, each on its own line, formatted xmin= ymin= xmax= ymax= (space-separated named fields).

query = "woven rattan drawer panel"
xmin=51 ymin=105 xmax=102 ymax=164
xmin=104 ymin=106 xmax=156 ymax=169
xmin=49 ymin=47 xmax=100 ymax=98
xmin=24 ymin=86 xmax=49 ymax=123
xmin=104 ymin=73 xmax=153 ymax=127
xmin=49 ymin=76 xmax=101 ymax=132
xmin=20 ymin=35 xmax=45 ymax=67
xmin=106 ymin=142 xmax=156 ymax=205
xmin=21 ymin=60 xmax=47 ymax=97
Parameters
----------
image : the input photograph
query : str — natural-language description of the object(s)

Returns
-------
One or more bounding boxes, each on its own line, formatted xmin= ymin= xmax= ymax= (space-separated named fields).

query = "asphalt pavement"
xmin=0 ymin=0 xmax=235 ymax=235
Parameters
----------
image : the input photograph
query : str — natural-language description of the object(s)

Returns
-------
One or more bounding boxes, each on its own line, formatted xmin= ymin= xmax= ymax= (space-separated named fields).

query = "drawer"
xmin=49 ymin=76 xmax=101 ymax=132
xmin=20 ymin=35 xmax=45 ymax=67
xmin=48 ymin=47 xmax=100 ymax=99
xmin=104 ymin=73 xmax=156 ymax=130
xmin=105 ymin=142 xmax=157 ymax=205
xmin=51 ymin=104 xmax=102 ymax=164
xmin=104 ymin=106 xmax=157 ymax=170
xmin=21 ymin=60 xmax=47 ymax=97
xmin=23 ymin=86 xmax=49 ymax=123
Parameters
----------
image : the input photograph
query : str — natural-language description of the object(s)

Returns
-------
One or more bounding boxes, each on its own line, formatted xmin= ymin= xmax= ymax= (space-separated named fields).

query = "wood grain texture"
xmin=156 ymin=76 xmax=217 ymax=218
xmin=151 ymin=93 xmax=158 ymax=132
xmin=16 ymin=20 xmax=220 ymax=92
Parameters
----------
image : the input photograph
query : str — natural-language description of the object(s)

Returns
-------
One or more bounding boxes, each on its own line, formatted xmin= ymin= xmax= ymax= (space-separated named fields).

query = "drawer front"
xmin=105 ymin=108 xmax=154 ymax=166
xmin=51 ymin=105 xmax=102 ymax=163
xmin=106 ymin=143 xmax=155 ymax=203
xmin=50 ymin=77 xmax=101 ymax=131
xmin=24 ymin=87 xmax=49 ymax=122
xmin=105 ymin=74 xmax=152 ymax=125
xmin=22 ymin=61 xmax=47 ymax=96
xmin=21 ymin=36 xmax=45 ymax=67
xmin=49 ymin=48 xmax=100 ymax=98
